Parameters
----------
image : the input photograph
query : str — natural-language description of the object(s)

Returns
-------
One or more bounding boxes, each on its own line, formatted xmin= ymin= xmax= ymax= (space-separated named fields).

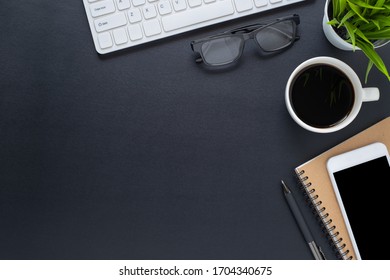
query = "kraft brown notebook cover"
xmin=295 ymin=116 xmax=390 ymax=260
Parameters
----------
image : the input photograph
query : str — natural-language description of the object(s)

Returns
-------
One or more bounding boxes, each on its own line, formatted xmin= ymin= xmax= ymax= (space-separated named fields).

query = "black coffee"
xmin=290 ymin=64 xmax=355 ymax=128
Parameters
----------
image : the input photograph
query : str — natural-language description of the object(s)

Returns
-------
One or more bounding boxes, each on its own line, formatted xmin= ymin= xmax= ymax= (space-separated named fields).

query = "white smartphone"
xmin=327 ymin=142 xmax=390 ymax=260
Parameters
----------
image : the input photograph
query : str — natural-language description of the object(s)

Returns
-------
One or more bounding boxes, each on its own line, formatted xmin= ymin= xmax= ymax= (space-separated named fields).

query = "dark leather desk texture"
xmin=1 ymin=0 xmax=389 ymax=259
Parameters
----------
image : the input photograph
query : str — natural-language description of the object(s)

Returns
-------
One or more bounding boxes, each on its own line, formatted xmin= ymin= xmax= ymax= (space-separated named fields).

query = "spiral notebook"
xmin=295 ymin=116 xmax=390 ymax=260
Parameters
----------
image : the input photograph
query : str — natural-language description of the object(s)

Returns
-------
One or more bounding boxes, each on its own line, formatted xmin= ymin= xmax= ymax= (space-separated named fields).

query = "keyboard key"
xmin=172 ymin=0 xmax=187 ymax=12
xmin=94 ymin=13 xmax=127 ymax=32
xmin=128 ymin=24 xmax=143 ymax=40
xmin=98 ymin=32 xmax=113 ymax=48
xmin=143 ymin=4 xmax=157 ymax=19
xmin=132 ymin=0 xmax=145 ymax=6
xmin=116 ymin=0 xmax=131 ymax=10
xmin=270 ymin=0 xmax=283 ymax=3
xmin=128 ymin=8 xmax=142 ymax=23
xmin=234 ymin=0 xmax=253 ymax=12
xmin=162 ymin=0 xmax=234 ymax=32
xmin=157 ymin=1 xmax=172 ymax=15
xmin=143 ymin=19 xmax=162 ymax=37
xmin=254 ymin=0 xmax=268 ymax=7
xmin=188 ymin=0 xmax=202 ymax=7
xmin=90 ymin=0 xmax=115 ymax=18
xmin=113 ymin=28 xmax=128 ymax=44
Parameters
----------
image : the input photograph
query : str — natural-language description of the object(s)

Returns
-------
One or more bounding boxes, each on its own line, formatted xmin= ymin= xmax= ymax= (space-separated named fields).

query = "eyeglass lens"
xmin=255 ymin=20 xmax=295 ymax=51
xmin=201 ymin=36 xmax=243 ymax=66
xmin=199 ymin=19 xmax=295 ymax=66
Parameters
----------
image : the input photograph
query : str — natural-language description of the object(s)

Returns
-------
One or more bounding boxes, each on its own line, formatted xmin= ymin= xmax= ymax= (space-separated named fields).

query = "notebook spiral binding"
xmin=296 ymin=169 xmax=353 ymax=260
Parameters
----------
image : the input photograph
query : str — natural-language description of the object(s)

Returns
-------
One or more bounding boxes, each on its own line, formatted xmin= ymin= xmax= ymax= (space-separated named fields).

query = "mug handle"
xmin=362 ymin=87 xmax=380 ymax=102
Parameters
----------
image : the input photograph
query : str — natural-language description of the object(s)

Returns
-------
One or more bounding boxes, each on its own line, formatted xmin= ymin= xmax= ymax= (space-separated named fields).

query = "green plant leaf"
xmin=332 ymin=0 xmax=340 ymax=18
xmin=347 ymin=1 xmax=370 ymax=23
xmin=354 ymin=27 xmax=374 ymax=47
xmin=371 ymin=0 xmax=386 ymax=16
xmin=356 ymin=39 xmax=390 ymax=81
xmin=359 ymin=21 xmax=379 ymax=32
xmin=359 ymin=16 xmax=390 ymax=31
xmin=365 ymin=60 xmax=374 ymax=83
xmin=339 ymin=0 xmax=347 ymax=17
xmin=348 ymin=0 xmax=385 ymax=10
xmin=332 ymin=0 xmax=347 ymax=18
xmin=375 ymin=16 xmax=390 ymax=27
xmin=344 ymin=21 xmax=357 ymax=47
xmin=338 ymin=10 xmax=356 ymax=27
xmin=365 ymin=28 xmax=390 ymax=39
xmin=371 ymin=19 xmax=381 ymax=30
xmin=328 ymin=18 xmax=340 ymax=26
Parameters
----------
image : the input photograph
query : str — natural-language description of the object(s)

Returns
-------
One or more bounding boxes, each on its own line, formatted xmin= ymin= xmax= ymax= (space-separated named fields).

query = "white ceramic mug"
xmin=285 ymin=57 xmax=380 ymax=133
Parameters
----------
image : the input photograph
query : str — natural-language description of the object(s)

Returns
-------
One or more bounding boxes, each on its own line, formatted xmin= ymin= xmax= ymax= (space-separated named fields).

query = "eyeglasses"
xmin=191 ymin=14 xmax=300 ymax=67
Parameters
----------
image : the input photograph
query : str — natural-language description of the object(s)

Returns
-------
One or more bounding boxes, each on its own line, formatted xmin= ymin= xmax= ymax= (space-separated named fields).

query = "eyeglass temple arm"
xmin=229 ymin=23 xmax=266 ymax=34
xmin=228 ymin=14 xmax=300 ymax=34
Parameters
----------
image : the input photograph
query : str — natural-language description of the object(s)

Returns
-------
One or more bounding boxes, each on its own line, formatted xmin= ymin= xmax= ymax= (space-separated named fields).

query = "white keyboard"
xmin=82 ymin=0 xmax=306 ymax=54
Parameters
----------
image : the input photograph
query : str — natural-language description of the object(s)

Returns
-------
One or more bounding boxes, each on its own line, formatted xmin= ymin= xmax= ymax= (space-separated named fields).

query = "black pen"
xmin=281 ymin=180 xmax=326 ymax=260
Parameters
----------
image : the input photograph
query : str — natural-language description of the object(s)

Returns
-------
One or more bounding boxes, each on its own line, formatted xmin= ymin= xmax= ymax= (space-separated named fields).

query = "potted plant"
xmin=323 ymin=0 xmax=390 ymax=82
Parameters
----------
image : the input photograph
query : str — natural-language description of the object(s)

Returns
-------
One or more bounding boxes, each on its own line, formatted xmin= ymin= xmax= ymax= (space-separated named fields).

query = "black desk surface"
xmin=1 ymin=0 xmax=389 ymax=260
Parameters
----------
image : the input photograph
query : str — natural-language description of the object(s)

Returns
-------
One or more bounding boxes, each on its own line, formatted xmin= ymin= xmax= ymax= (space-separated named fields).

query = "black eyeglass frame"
xmin=190 ymin=14 xmax=300 ymax=66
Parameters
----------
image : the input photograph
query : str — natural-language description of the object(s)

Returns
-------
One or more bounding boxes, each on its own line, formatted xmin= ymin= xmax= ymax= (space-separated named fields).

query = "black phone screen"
xmin=333 ymin=156 xmax=390 ymax=260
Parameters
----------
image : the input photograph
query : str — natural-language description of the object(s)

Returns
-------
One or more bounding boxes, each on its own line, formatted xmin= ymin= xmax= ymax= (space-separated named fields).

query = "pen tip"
xmin=281 ymin=180 xmax=291 ymax=193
